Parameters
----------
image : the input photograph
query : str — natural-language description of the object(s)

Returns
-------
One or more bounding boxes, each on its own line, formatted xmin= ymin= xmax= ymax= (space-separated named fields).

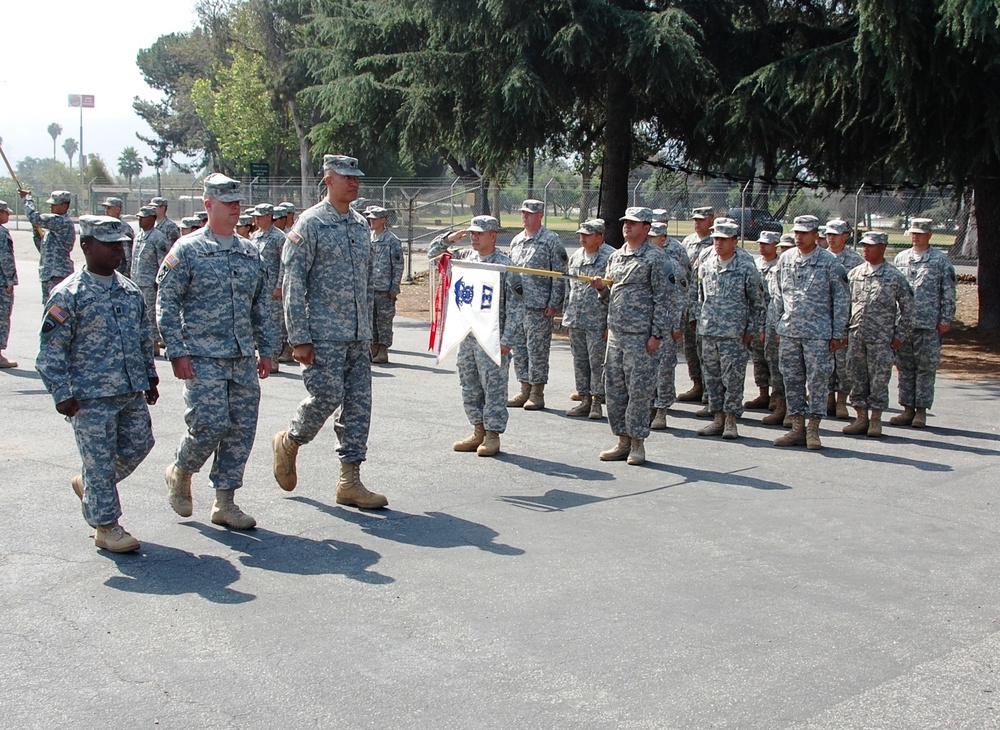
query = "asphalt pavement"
xmin=1 ymin=230 xmax=999 ymax=729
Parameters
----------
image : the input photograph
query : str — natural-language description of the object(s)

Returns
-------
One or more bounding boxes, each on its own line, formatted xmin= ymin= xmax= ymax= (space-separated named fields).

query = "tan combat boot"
xmin=835 ymin=392 xmax=850 ymax=419
xmin=454 ymin=423 xmax=486 ymax=452
xmin=762 ymin=398 xmax=786 ymax=425
xmin=842 ymin=407 xmax=869 ymax=435
xmin=566 ymin=395 xmax=592 ymax=417
xmin=272 ymin=430 xmax=300 ymax=491
xmin=768 ymin=395 xmax=777 ymax=411
xmin=588 ymin=398 xmax=603 ymax=420
xmin=911 ymin=407 xmax=928 ymax=428
xmin=744 ymin=387 xmax=770 ymax=410
xmin=277 ymin=343 xmax=295 ymax=363
xmin=164 ymin=464 xmax=194 ymax=517
xmin=95 ymin=522 xmax=140 ymax=553
xmin=71 ymin=474 xmax=84 ymax=501
xmin=650 ymin=408 xmax=668 ymax=430
xmin=507 ymin=381 xmax=531 ymax=407
xmin=369 ymin=343 xmax=379 ymax=361
xmin=678 ymin=379 xmax=703 ymax=402
xmin=890 ymin=406 xmax=915 ymax=426
xmin=211 ymin=489 xmax=257 ymax=530
xmin=773 ymin=415 xmax=806 ymax=447
xmin=477 ymin=430 xmax=501 ymax=457
xmin=372 ymin=345 xmax=389 ymax=364
xmin=569 ymin=391 xmax=582 ymax=402
xmin=695 ymin=404 xmax=713 ymax=418
xmin=806 ymin=418 xmax=823 ymax=450
xmin=0 ymin=353 xmax=18 ymax=368
xmin=722 ymin=413 xmax=739 ymax=440
xmin=599 ymin=435 xmax=631 ymax=461
xmin=698 ymin=412 xmax=725 ymax=436
xmin=626 ymin=438 xmax=645 ymax=465
xmin=826 ymin=392 xmax=837 ymax=417
xmin=336 ymin=462 xmax=389 ymax=508
xmin=523 ymin=384 xmax=545 ymax=410
xmin=270 ymin=359 xmax=280 ymax=374
xmin=867 ymin=409 xmax=883 ymax=438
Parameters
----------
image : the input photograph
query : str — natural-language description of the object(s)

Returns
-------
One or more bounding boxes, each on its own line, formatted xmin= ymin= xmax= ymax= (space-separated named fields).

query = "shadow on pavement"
xmin=185 ymin=522 xmax=394 ymax=585
xmin=291 ymin=496 xmax=525 ymax=556
xmin=494 ymin=453 xmax=615 ymax=481
xmin=102 ymin=540 xmax=255 ymax=604
xmin=0 ymin=368 xmax=41 ymax=381
xmin=818 ymin=446 xmax=953 ymax=471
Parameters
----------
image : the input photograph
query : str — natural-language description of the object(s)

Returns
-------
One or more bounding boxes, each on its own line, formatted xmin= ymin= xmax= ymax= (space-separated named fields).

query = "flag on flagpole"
xmin=436 ymin=259 xmax=505 ymax=366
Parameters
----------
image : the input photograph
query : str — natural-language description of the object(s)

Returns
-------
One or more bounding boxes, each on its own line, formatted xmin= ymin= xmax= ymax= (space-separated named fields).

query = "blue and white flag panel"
xmin=437 ymin=259 xmax=504 ymax=366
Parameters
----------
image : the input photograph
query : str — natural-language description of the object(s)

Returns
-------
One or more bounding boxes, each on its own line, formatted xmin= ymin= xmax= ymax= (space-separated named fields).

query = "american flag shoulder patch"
xmin=164 ymin=252 xmax=180 ymax=269
xmin=287 ymin=230 xmax=303 ymax=245
xmin=48 ymin=304 xmax=69 ymax=323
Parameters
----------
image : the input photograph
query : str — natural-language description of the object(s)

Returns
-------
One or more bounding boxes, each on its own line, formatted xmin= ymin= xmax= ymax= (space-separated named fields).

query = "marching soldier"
xmin=250 ymin=203 xmax=287 ymax=374
xmin=366 ymin=205 xmax=404 ymax=364
xmin=131 ymin=205 xmax=170 ymax=356
xmin=19 ymin=189 xmax=76 ymax=301
xmin=0 ymin=201 xmax=18 ymax=368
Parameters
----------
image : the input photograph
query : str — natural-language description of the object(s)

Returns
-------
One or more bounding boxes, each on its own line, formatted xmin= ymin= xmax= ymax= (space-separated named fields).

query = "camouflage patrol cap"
xmin=825 ymin=219 xmax=851 ymax=235
xmin=278 ymin=201 xmax=296 ymax=212
xmin=860 ymin=231 xmax=889 ymax=246
xmin=692 ymin=206 xmax=714 ymax=219
xmin=195 ymin=211 xmax=209 ymax=222
xmin=906 ymin=218 xmax=933 ymax=234
xmin=792 ymin=215 xmax=820 ymax=232
xmin=137 ymin=205 xmax=157 ymax=218
xmin=238 ymin=215 xmax=253 ymax=227
xmin=150 ymin=197 xmax=169 ymax=207
xmin=519 ymin=199 xmax=545 ymax=214
xmin=778 ymin=233 xmax=795 ymax=248
xmin=46 ymin=190 xmax=72 ymax=205
xmin=650 ymin=222 xmax=669 ymax=237
xmin=818 ymin=226 xmax=827 ymax=238
xmin=576 ymin=218 xmax=605 ymax=235
xmin=757 ymin=231 xmax=781 ymax=245
xmin=620 ymin=207 xmax=653 ymax=223
xmin=79 ymin=215 xmax=131 ymax=243
xmin=251 ymin=203 xmax=274 ymax=217
xmin=272 ymin=204 xmax=290 ymax=219
xmin=364 ymin=206 xmax=389 ymax=219
xmin=181 ymin=216 xmax=200 ymax=228
xmin=0 ymin=200 xmax=9 ymax=213
xmin=203 ymin=173 xmax=244 ymax=203
xmin=323 ymin=154 xmax=365 ymax=177
xmin=467 ymin=215 xmax=500 ymax=233
xmin=711 ymin=221 xmax=740 ymax=239
xmin=651 ymin=209 xmax=670 ymax=223
xmin=100 ymin=197 xmax=124 ymax=209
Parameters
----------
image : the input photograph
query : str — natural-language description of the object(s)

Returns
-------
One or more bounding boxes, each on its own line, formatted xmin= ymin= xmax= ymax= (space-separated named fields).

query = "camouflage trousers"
xmin=138 ymin=285 xmax=159 ymax=343
xmin=653 ymin=335 xmax=679 ymax=409
xmin=510 ymin=307 xmax=554 ymax=384
xmin=174 ymin=356 xmax=260 ymax=490
xmin=458 ymin=335 xmax=510 ymax=433
xmin=0 ymin=287 xmax=12 ymax=350
xmin=71 ymin=392 xmax=154 ymax=527
xmin=701 ymin=336 xmax=750 ymax=416
xmin=568 ymin=327 xmax=606 ymax=399
xmin=895 ymin=328 xmax=942 ymax=408
xmin=830 ymin=343 xmax=851 ymax=394
xmin=288 ymin=340 xmax=371 ymax=463
xmin=372 ymin=291 xmax=397 ymax=347
xmin=270 ymin=295 xmax=286 ymax=357
xmin=779 ymin=337 xmax=834 ymax=419
xmin=605 ymin=331 xmax=660 ymax=440
xmin=683 ymin=321 xmax=703 ymax=383
xmin=763 ymin=328 xmax=785 ymax=399
xmin=41 ymin=275 xmax=67 ymax=304
xmin=749 ymin=335 xmax=770 ymax=389
xmin=847 ymin=336 xmax=894 ymax=410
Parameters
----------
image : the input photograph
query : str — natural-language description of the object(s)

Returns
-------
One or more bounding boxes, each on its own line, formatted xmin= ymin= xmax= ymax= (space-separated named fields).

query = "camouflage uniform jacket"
xmin=600 ymin=239 xmax=672 ymax=339
xmin=371 ymin=229 xmax=404 ymax=294
xmin=130 ymin=226 xmax=170 ymax=286
xmin=847 ymin=261 xmax=914 ymax=344
xmin=833 ymin=247 xmax=865 ymax=272
xmin=698 ymin=247 xmax=765 ymax=338
xmin=562 ymin=243 xmax=614 ymax=331
xmin=36 ymin=268 xmax=157 ymax=405
xmin=508 ymin=226 xmax=568 ymax=310
xmin=0 ymin=224 xmax=16 ymax=287
xmin=252 ymin=226 xmax=287 ymax=293
xmin=156 ymin=216 xmax=181 ymax=246
xmin=774 ymin=246 xmax=850 ymax=340
xmin=893 ymin=247 xmax=957 ymax=330
xmin=682 ymin=233 xmax=713 ymax=323
xmin=156 ymin=228 xmax=275 ymax=359
xmin=24 ymin=196 xmax=76 ymax=281
xmin=282 ymin=200 xmax=373 ymax=345
xmin=756 ymin=255 xmax=780 ymax=330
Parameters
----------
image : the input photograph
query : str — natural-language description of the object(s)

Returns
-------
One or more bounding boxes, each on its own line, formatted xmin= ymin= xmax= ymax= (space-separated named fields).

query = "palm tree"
xmin=47 ymin=123 xmax=62 ymax=161
xmin=117 ymin=146 xmax=143 ymax=184
xmin=63 ymin=138 xmax=78 ymax=168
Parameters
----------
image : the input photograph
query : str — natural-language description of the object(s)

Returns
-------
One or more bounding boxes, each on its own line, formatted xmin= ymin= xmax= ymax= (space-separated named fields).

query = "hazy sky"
xmin=2 ymin=0 xmax=199 ymax=175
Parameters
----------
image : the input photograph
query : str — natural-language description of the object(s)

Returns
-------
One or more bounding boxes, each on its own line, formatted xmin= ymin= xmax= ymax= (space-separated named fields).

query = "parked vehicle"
xmin=726 ymin=208 xmax=784 ymax=240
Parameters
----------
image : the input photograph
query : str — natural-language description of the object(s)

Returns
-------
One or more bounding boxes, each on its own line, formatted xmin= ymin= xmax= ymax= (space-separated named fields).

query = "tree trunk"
xmin=598 ymin=70 xmax=632 ymax=249
xmin=975 ymin=175 xmax=1000 ymax=333
xmin=289 ymin=98 xmax=312 ymax=207
xmin=580 ymin=147 xmax=592 ymax=224
xmin=527 ymin=149 xmax=535 ymax=199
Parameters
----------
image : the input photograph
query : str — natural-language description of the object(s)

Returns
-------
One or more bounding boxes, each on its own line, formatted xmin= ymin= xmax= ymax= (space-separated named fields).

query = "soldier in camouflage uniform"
xmin=825 ymin=219 xmax=865 ymax=418
xmin=131 ymin=206 xmax=170 ymax=356
xmin=428 ymin=216 xmax=522 ymax=456
xmin=563 ymin=219 xmax=614 ymax=420
xmin=590 ymin=207 xmax=672 ymax=466
xmin=648 ymin=220 xmax=690 ymax=429
xmin=19 ymin=189 xmax=76 ymax=301
xmin=250 ymin=203 xmax=287 ymax=374
xmin=272 ymin=204 xmax=290 ymax=233
xmin=278 ymin=202 xmax=297 ymax=229
xmin=506 ymin=198 xmax=568 ymax=411
xmin=236 ymin=214 xmax=253 ymax=238
xmin=746 ymin=231 xmax=781 ymax=414
xmin=150 ymin=196 xmax=181 ymax=247
xmin=180 ymin=216 xmax=200 ymax=236
xmin=0 ymin=201 xmax=18 ymax=368
xmin=99 ymin=197 xmax=134 ymax=277
xmin=678 ymin=206 xmax=715 ymax=402
xmin=772 ymin=215 xmax=850 ymax=450
xmin=891 ymin=218 xmax=957 ymax=428
xmin=366 ymin=206 xmax=404 ymax=364
xmin=36 ymin=216 xmax=159 ymax=553
xmin=271 ymin=155 xmax=389 ymax=509
xmin=695 ymin=220 xmax=765 ymax=440
xmin=758 ymin=232 xmax=789 ymax=426
xmin=157 ymin=174 xmax=276 ymax=530
xmin=842 ymin=231 xmax=914 ymax=437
